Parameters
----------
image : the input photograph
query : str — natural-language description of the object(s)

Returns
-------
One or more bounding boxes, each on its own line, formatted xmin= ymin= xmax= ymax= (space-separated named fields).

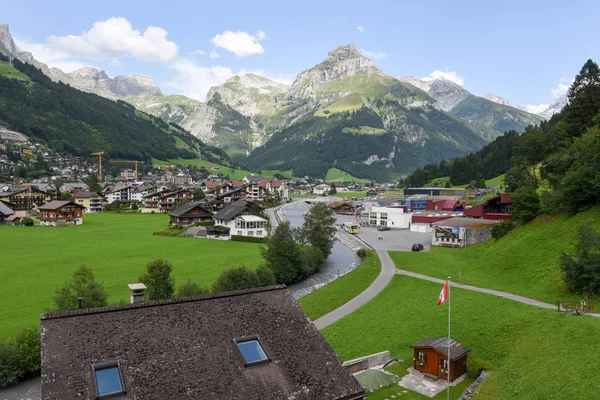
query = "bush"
xmin=511 ymin=186 xmax=540 ymax=223
xmin=53 ymin=265 xmax=108 ymax=311
xmin=176 ymin=280 xmax=209 ymax=298
xmin=20 ymin=217 xmax=33 ymax=226
xmin=356 ymin=248 xmax=368 ymax=259
xmin=139 ymin=259 xmax=175 ymax=301
xmin=491 ymin=220 xmax=515 ymax=240
xmin=0 ymin=327 xmax=40 ymax=388
xmin=213 ymin=266 xmax=261 ymax=293
xmin=194 ymin=221 xmax=215 ymax=227
xmin=560 ymin=224 xmax=600 ymax=295
xmin=297 ymin=246 xmax=325 ymax=281
xmin=231 ymin=235 xmax=269 ymax=244
xmin=255 ymin=264 xmax=276 ymax=286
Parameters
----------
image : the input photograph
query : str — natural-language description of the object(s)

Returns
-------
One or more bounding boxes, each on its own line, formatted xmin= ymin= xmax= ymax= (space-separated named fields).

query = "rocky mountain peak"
xmin=0 ymin=24 xmax=18 ymax=55
xmin=483 ymin=93 xmax=528 ymax=112
xmin=327 ymin=43 xmax=363 ymax=61
xmin=68 ymin=66 xmax=109 ymax=80
xmin=399 ymin=76 xmax=470 ymax=112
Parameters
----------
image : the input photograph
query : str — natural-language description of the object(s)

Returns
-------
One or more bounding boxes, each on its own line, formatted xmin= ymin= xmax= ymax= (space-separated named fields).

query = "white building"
xmin=213 ymin=203 xmax=268 ymax=238
xmin=312 ymin=183 xmax=332 ymax=196
xmin=103 ymin=185 xmax=130 ymax=203
xmin=130 ymin=184 xmax=156 ymax=202
xmin=369 ymin=206 xmax=411 ymax=229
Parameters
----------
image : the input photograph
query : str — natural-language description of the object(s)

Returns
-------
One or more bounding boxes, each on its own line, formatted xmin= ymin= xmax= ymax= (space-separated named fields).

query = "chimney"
xmin=128 ymin=283 xmax=147 ymax=304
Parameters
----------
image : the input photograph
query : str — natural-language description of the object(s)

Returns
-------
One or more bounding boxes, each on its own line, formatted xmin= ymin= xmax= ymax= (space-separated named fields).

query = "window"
xmin=256 ymin=230 xmax=263 ymax=236
xmin=92 ymin=362 xmax=125 ymax=398
xmin=235 ymin=337 xmax=270 ymax=365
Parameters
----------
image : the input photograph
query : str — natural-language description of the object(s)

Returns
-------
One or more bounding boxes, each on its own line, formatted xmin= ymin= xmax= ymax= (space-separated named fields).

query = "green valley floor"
xmin=0 ymin=213 xmax=263 ymax=338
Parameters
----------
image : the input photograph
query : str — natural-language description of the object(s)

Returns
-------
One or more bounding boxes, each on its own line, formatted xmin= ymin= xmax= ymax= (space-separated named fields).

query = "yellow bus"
xmin=343 ymin=221 xmax=360 ymax=234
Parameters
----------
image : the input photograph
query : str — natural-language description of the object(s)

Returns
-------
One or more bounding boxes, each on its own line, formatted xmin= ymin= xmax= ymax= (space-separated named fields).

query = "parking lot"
xmin=336 ymin=215 xmax=431 ymax=252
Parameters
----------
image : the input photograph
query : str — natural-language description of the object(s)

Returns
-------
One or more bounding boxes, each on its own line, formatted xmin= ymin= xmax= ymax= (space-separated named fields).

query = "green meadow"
xmin=390 ymin=207 xmax=600 ymax=304
xmin=0 ymin=213 xmax=263 ymax=338
xmin=299 ymin=250 xmax=381 ymax=320
xmin=323 ymin=276 xmax=600 ymax=400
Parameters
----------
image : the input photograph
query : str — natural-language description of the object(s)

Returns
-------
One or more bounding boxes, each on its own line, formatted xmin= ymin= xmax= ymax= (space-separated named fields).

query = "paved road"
xmin=0 ymin=377 xmax=40 ymax=400
xmin=396 ymin=269 xmax=600 ymax=317
xmin=313 ymin=250 xmax=396 ymax=330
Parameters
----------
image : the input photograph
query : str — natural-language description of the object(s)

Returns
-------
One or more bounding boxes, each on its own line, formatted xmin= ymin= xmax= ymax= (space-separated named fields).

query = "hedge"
xmin=231 ymin=235 xmax=269 ymax=244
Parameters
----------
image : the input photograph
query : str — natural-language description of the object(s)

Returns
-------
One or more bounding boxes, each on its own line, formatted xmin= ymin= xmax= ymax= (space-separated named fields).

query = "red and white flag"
xmin=437 ymin=280 xmax=449 ymax=305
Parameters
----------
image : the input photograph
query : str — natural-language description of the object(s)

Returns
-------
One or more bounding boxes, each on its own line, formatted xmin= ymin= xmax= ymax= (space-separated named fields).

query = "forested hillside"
xmin=403 ymin=59 xmax=600 ymax=215
xmin=0 ymin=59 xmax=230 ymax=164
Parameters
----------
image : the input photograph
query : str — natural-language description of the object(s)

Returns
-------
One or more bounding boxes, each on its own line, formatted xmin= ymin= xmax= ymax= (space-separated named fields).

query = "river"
xmin=281 ymin=202 xmax=361 ymax=299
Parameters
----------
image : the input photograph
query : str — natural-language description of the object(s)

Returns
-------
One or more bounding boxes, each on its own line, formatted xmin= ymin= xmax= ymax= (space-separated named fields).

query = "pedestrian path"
xmin=314 ymin=250 xmax=396 ymax=330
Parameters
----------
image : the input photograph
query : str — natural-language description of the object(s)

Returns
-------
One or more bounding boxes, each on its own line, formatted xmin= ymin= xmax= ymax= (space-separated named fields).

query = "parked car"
xmin=412 ymin=243 xmax=424 ymax=251
xmin=377 ymin=226 xmax=391 ymax=231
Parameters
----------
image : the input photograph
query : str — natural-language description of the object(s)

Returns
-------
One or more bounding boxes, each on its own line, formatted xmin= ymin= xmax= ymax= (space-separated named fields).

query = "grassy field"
xmin=325 ymin=168 xmax=369 ymax=183
xmin=299 ymin=251 xmax=381 ymax=320
xmin=0 ymin=213 xmax=264 ymax=338
xmin=0 ymin=61 xmax=30 ymax=81
xmin=390 ymin=207 xmax=600 ymax=304
xmin=322 ymin=276 xmax=600 ymax=400
xmin=315 ymin=93 xmax=365 ymax=117
xmin=152 ymin=158 xmax=297 ymax=180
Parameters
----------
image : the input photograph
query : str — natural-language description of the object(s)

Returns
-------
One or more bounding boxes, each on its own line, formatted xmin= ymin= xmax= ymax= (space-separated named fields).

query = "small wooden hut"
xmin=410 ymin=337 xmax=470 ymax=382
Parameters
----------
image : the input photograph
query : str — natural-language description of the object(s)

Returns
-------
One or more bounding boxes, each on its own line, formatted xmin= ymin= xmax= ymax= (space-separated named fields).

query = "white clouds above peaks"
xmin=421 ymin=70 xmax=464 ymax=86
xmin=211 ymin=30 xmax=266 ymax=57
xmin=47 ymin=17 xmax=178 ymax=62
xmin=357 ymin=26 xmax=366 ymax=33
xmin=360 ymin=49 xmax=390 ymax=59
xmin=552 ymin=77 xmax=574 ymax=98
xmin=167 ymin=59 xmax=235 ymax=101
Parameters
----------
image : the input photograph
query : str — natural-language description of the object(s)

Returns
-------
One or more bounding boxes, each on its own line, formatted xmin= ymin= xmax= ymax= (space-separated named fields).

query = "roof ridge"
xmin=41 ymin=284 xmax=287 ymax=320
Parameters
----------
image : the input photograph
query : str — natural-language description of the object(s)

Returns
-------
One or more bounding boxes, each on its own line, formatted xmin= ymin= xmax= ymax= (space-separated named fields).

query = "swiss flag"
xmin=437 ymin=280 xmax=449 ymax=305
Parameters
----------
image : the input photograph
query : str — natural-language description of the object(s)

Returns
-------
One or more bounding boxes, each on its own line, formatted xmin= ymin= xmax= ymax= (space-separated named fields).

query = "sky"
xmin=3 ymin=0 xmax=599 ymax=109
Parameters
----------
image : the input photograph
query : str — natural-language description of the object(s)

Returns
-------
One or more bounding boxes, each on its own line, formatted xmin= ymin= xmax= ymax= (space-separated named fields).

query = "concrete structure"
xmin=405 ymin=187 xmax=470 ymax=201
xmin=313 ymin=183 xmax=332 ymax=196
xmin=431 ymin=217 xmax=498 ymax=248
xmin=369 ymin=206 xmax=411 ymax=229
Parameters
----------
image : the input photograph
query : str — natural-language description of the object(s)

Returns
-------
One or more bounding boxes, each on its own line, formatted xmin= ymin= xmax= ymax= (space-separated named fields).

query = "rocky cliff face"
xmin=538 ymin=94 xmax=568 ymax=119
xmin=0 ymin=24 xmax=18 ymax=54
xmin=398 ymin=76 xmax=470 ymax=111
xmin=484 ymin=93 xmax=528 ymax=112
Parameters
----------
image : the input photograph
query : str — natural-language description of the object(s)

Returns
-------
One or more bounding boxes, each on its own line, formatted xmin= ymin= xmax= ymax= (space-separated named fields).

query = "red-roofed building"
xmin=464 ymin=193 xmax=512 ymax=220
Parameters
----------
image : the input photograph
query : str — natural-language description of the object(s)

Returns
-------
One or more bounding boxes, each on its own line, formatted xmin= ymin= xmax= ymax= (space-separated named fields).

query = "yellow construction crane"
xmin=91 ymin=152 xmax=104 ymax=181
xmin=111 ymin=160 xmax=143 ymax=181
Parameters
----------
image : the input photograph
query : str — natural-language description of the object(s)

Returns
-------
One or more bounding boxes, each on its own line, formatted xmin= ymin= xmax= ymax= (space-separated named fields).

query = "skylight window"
xmin=235 ymin=337 xmax=269 ymax=365
xmin=92 ymin=362 xmax=125 ymax=398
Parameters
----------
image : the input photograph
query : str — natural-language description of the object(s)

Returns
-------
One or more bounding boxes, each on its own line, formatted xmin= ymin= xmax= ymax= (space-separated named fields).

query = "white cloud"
xmin=166 ymin=59 xmax=235 ymax=101
xmin=360 ymin=49 xmax=390 ymax=59
xmin=421 ymin=70 xmax=464 ymax=86
xmin=211 ymin=30 xmax=266 ymax=57
xmin=524 ymin=104 xmax=550 ymax=114
xmin=15 ymin=17 xmax=178 ymax=72
xmin=552 ymin=77 xmax=574 ymax=98
xmin=357 ymin=26 xmax=365 ymax=33
xmin=46 ymin=17 xmax=178 ymax=62
xmin=194 ymin=49 xmax=206 ymax=56
xmin=209 ymin=50 xmax=221 ymax=59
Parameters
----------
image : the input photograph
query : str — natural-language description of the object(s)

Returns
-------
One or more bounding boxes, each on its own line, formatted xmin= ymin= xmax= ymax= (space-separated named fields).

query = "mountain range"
xmin=0 ymin=24 xmax=564 ymax=180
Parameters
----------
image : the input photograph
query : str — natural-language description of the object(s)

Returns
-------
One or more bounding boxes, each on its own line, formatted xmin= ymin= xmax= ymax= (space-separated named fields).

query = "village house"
xmin=0 ymin=186 xmax=52 ymax=212
xmin=214 ymin=202 xmax=268 ymax=237
xmin=38 ymin=200 xmax=85 ymax=226
xmin=329 ymin=201 xmax=356 ymax=215
xmin=313 ymin=183 xmax=332 ymax=196
xmin=169 ymin=201 xmax=214 ymax=226
xmin=173 ymin=173 xmax=192 ymax=187
xmin=410 ymin=337 xmax=470 ymax=382
xmin=130 ymin=184 xmax=156 ymax=202
xmin=40 ymin=285 xmax=366 ymax=400
xmin=59 ymin=182 xmax=89 ymax=194
xmin=102 ymin=184 xmax=131 ymax=204
xmin=72 ymin=191 xmax=104 ymax=213
xmin=159 ymin=189 xmax=193 ymax=212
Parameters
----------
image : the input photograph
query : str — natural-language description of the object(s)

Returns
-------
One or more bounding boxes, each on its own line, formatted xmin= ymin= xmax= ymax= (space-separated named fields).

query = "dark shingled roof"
xmin=41 ymin=285 xmax=366 ymax=400
xmin=213 ymin=203 xmax=258 ymax=221
xmin=38 ymin=200 xmax=85 ymax=210
xmin=410 ymin=337 xmax=470 ymax=361
xmin=72 ymin=191 xmax=103 ymax=198
xmin=168 ymin=201 xmax=213 ymax=218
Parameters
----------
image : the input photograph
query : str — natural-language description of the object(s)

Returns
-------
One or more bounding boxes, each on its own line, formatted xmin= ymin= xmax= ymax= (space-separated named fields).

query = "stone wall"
xmin=458 ymin=370 xmax=488 ymax=400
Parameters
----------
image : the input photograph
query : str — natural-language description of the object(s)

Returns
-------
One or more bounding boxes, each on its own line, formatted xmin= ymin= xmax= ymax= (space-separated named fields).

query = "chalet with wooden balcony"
xmin=38 ymin=200 xmax=85 ymax=226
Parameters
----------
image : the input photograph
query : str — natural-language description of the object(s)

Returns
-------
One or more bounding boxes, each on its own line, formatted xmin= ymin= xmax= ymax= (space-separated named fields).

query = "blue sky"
xmin=4 ymin=0 xmax=599 ymax=108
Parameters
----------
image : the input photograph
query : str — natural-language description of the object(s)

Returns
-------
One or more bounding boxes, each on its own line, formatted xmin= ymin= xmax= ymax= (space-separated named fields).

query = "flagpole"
xmin=447 ymin=276 xmax=451 ymax=400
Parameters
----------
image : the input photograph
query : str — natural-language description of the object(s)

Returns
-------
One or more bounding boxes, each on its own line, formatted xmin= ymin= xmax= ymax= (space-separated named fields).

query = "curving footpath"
xmin=314 ymin=250 xmax=396 ymax=330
